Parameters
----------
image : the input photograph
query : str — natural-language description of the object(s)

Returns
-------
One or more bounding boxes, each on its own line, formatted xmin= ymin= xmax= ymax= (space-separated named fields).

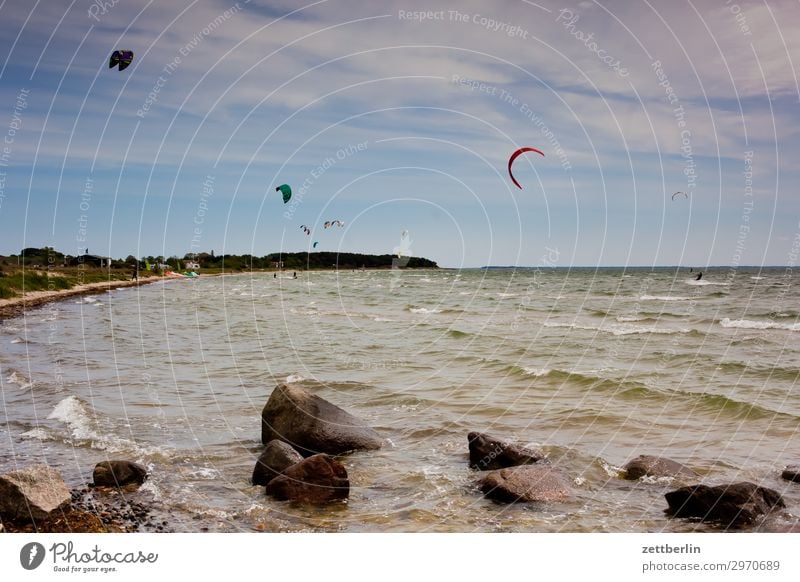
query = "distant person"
xmin=274 ymin=273 xmax=277 ymax=279
xmin=293 ymin=271 xmax=297 ymax=279
xmin=131 ymin=264 xmax=138 ymax=280
xmin=696 ymin=272 xmax=702 ymax=280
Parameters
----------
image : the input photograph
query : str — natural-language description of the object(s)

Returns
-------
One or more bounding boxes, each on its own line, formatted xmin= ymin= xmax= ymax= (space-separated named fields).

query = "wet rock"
xmin=265 ymin=454 xmax=349 ymax=504
xmin=665 ymin=482 xmax=785 ymax=527
xmin=253 ymin=440 xmax=304 ymax=486
xmin=480 ymin=465 xmax=572 ymax=503
xmin=623 ymin=455 xmax=697 ymax=480
xmin=468 ymin=431 xmax=545 ymax=470
xmin=781 ymin=466 xmax=800 ymax=483
xmin=261 ymin=384 xmax=382 ymax=456
xmin=93 ymin=461 xmax=148 ymax=488
xmin=0 ymin=465 xmax=71 ymax=523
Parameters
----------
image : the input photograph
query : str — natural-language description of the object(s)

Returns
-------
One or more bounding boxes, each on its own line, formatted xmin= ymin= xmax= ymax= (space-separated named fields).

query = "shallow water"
xmin=1 ymin=267 xmax=799 ymax=532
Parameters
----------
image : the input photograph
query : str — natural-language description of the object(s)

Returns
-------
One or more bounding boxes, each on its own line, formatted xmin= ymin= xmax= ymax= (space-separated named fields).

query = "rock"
xmin=480 ymin=465 xmax=572 ymax=503
xmin=265 ymin=454 xmax=349 ymax=504
xmin=623 ymin=455 xmax=697 ymax=480
xmin=468 ymin=431 xmax=544 ymax=470
xmin=665 ymin=482 xmax=785 ymax=526
xmin=252 ymin=440 xmax=304 ymax=485
xmin=93 ymin=461 xmax=148 ymax=488
xmin=261 ymin=384 xmax=382 ymax=456
xmin=781 ymin=466 xmax=800 ymax=483
xmin=0 ymin=465 xmax=71 ymax=523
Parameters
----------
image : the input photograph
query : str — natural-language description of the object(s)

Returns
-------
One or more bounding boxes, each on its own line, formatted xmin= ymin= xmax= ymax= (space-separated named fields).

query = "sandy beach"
xmin=0 ymin=276 xmax=162 ymax=321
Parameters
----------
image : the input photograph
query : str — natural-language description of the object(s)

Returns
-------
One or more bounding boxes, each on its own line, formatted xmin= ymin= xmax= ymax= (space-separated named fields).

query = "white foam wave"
xmin=496 ymin=292 xmax=518 ymax=298
xmin=285 ymin=374 xmax=305 ymax=383
xmin=522 ymin=367 xmax=552 ymax=377
xmin=19 ymin=427 xmax=53 ymax=441
xmin=410 ymin=307 xmax=442 ymax=314
xmin=685 ymin=279 xmax=727 ymax=286
xmin=6 ymin=370 xmax=33 ymax=390
xmin=720 ymin=318 xmax=800 ymax=331
xmin=544 ymin=321 xmax=688 ymax=336
xmin=46 ymin=395 xmax=140 ymax=452
xmin=640 ymin=295 xmax=690 ymax=301
xmin=10 ymin=337 xmax=26 ymax=344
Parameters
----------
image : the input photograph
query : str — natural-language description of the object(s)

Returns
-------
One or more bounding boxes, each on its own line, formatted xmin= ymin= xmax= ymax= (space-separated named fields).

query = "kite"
xmin=671 ymin=191 xmax=688 ymax=201
xmin=109 ymin=50 xmax=134 ymax=71
xmin=507 ymin=147 xmax=544 ymax=189
xmin=325 ymin=220 xmax=344 ymax=228
xmin=300 ymin=225 xmax=311 ymax=235
xmin=313 ymin=241 xmax=319 ymax=248
xmin=276 ymin=184 xmax=292 ymax=203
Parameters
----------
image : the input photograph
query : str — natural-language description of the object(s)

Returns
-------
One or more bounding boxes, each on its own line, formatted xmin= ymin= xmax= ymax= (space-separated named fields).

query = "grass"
xmin=0 ymin=267 xmax=134 ymax=299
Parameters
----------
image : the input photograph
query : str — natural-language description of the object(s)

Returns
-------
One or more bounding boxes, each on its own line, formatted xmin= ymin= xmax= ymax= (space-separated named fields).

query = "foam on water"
xmin=720 ymin=318 xmax=800 ymax=331
xmin=639 ymin=295 xmax=691 ymax=301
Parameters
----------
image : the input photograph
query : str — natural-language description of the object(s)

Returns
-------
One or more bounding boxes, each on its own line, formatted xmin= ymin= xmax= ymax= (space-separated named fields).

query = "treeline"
xmin=194 ymin=252 xmax=437 ymax=270
xmin=1 ymin=248 xmax=437 ymax=271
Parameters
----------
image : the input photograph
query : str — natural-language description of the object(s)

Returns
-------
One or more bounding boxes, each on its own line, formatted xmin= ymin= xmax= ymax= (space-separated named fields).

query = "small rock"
xmin=623 ymin=455 xmax=697 ymax=480
xmin=480 ymin=465 xmax=572 ymax=503
xmin=93 ymin=461 xmax=148 ymax=488
xmin=468 ymin=431 xmax=545 ymax=470
xmin=665 ymin=482 xmax=785 ymax=527
xmin=261 ymin=384 xmax=382 ymax=456
xmin=265 ymin=454 xmax=349 ymax=504
xmin=253 ymin=440 xmax=304 ymax=486
xmin=0 ymin=465 xmax=71 ymax=523
xmin=781 ymin=466 xmax=800 ymax=483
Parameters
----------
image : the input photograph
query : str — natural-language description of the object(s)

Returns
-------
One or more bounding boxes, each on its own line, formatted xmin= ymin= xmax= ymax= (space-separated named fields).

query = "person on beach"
xmin=293 ymin=271 xmax=297 ymax=279
xmin=695 ymin=272 xmax=702 ymax=280
xmin=131 ymin=264 xmax=139 ymax=281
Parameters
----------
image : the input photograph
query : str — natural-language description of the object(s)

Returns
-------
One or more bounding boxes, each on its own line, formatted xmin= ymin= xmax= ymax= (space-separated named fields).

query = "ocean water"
xmin=1 ymin=267 xmax=799 ymax=532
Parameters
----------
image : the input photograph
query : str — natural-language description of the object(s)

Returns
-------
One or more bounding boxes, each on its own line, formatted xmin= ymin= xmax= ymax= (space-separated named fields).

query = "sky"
xmin=0 ymin=0 xmax=798 ymax=268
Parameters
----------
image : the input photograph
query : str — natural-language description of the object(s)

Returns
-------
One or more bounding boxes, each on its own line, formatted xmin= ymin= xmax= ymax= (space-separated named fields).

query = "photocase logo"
xmin=20 ymin=542 xmax=46 ymax=570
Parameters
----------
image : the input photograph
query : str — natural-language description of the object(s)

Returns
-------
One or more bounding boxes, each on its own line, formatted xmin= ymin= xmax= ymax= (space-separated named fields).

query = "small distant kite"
xmin=313 ymin=241 xmax=319 ymax=248
xmin=401 ymin=230 xmax=409 ymax=239
xmin=276 ymin=184 xmax=292 ymax=203
xmin=109 ymin=50 xmax=134 ymax=71
xmin=508 ymin=147 xmax=545 ymax=189
xmin=300 ymin=225 xmax=311 ymax=235
xmin=671 ymin=191 xmax=688 ymax=201
xmin=324 ymin=220 xmax=344 ymax=229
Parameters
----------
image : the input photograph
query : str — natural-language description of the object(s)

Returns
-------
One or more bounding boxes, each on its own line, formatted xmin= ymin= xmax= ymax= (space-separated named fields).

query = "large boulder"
xmin=468 ymin=432 xmax=544 ymax=470
xmin=265 ymin=454 xmax=349 ymax=504
xmin=261 ymin=384 xmax=382 ymax=456
xmin=252 ymin=440 xmax=304 ymax=486
xmin=623 ymin=455 xmax=697 ymax=480
xmin=0 ymin=465 xmax=71 ymax=523
xmin=665 ymin=482 xmax=785 ymax=526
xmin=480 ymin=465 xmax=572 ymax=503
xmin=93 ymin=461 xmax=148 ymax=488
xmin=781 ymin=466 xmax=800 ymax=483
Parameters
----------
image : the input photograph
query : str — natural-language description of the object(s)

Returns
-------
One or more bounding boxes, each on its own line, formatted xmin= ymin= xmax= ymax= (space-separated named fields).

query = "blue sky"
xmin=0 ymin=0 xmax=798 ymax=267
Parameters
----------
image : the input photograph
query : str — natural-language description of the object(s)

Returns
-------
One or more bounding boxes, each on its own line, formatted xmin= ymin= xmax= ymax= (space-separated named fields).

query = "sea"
xmin=1 ymin=267 xmax=799 ymax=532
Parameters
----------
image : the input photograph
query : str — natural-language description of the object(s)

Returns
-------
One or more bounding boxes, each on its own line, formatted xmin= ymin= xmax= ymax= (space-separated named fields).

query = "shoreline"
xmin=0 ymin=276 xmax=163 ymax=321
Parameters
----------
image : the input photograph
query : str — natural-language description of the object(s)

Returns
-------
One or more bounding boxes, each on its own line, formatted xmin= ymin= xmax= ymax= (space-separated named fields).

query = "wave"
xmin=285 ymin=374 xmax=306 ymax=383
xmin=447 ymin=329 xmax=472 ymax=339
xmin=685 ymin=279 xmax=728 ymax=286
xmin=409 ymin=307 xmax=442 ymax=314
xmin=715 ymin=361 xmax=800 ymax=381
xmin=45 ymin=395 xmax=152 ymax=453
xmin=544 ymin=321 xmax=691 ymax=336
xmin=5 ymin=370 xmax=33 ymax=391
xmin=639 ymin=295 xmax=691 ymax=301
xmin=720 ymin=318 xmax=800 ymax=331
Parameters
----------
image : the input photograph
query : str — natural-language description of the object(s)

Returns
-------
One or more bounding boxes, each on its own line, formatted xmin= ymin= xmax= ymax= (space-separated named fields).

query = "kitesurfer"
xmin=696 ymin=272 xmax=702 ymax=280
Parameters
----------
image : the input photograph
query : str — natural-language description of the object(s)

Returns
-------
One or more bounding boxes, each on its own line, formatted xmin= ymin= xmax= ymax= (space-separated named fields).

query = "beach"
xmin=1 ymin=267 xmax=799 ymax=532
